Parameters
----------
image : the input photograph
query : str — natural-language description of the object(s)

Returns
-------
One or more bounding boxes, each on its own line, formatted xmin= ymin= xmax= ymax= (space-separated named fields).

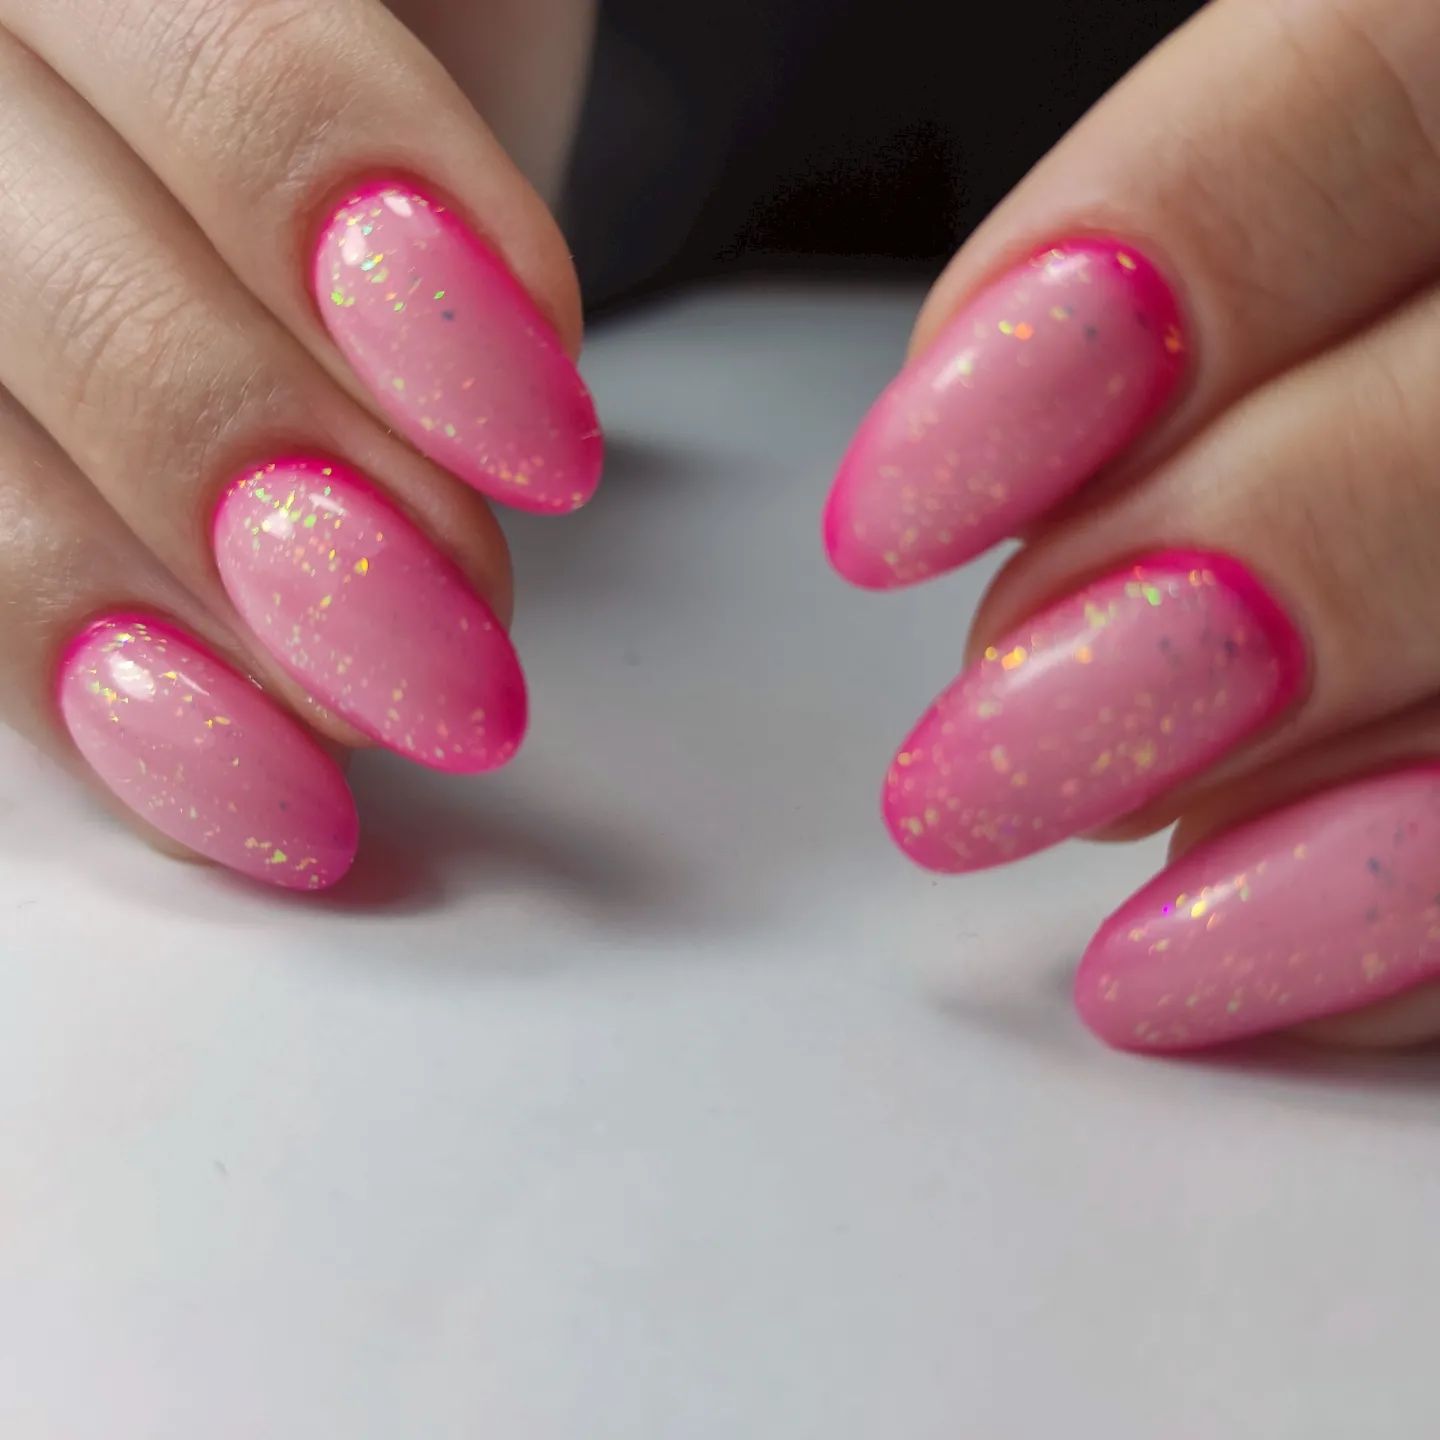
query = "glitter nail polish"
xmin=214 ymin=457 xmax=527 ymax=774
xmin=825 ymin=238 xmax=1185 ymax=588
xmin=884 ymin=552 xmax=1304 ymax=872
xmin=57 ymin=616 xmax=358 ymax=890
xmin=313 ymin=180 xmax=603 ymax=514
xmin=1076 ymin=766 xmax=1440 ymax=1050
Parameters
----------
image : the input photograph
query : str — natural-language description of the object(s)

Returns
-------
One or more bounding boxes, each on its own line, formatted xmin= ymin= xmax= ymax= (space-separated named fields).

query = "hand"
xmin=823 ymin=0 xmax=1440 ymax=1050
xmin=0 ymin=0 xmax=600 ymax=890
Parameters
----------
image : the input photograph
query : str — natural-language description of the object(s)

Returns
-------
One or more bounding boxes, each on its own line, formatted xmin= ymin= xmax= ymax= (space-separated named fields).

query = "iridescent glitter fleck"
xmin=214 ymin=457 xmax=527 ymax=774
xmin=313 ymin=180 xmax=603 ymax=514
xmin=57 ymin=616 xmax=358 ymax=890
xmin=1077 ymin=766 xmax=1440 ymax=1050
xmin=883 ymin=552 xmax=1304 ymax=872
xmin=824 ymin=238 xmax=1185 ymax=588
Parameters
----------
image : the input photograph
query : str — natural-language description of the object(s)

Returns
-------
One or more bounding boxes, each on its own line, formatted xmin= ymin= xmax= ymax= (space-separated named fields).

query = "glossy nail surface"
xmin=58 ymin=617 xmax=357 ymax=890
xmin=825 ymin=239 xmax=1184 ymax=588
xmin=884 ymin=553 xmax=1303 ymax=872
xmin=215 ymin=458 xmax=527 ymax=774
xmin=314 ymin=180 xmax=602 ymax=514
xmin=1077 ymin=767 xmax=1440 ymax=1050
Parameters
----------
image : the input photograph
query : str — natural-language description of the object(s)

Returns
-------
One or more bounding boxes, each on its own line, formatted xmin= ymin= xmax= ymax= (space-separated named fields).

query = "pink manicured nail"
xmin=884 ymin=552 xmax=1304 ymax=872
xmin=825 ymin=238 xmax=1185 ymax=589
xmin=1077 ymin=766 xmax=1440 ymax=1051
xmin=58 ymin=616 xmax=358 ymax=891
xmin=313 ymin=180 xmax=602 ymax=514
xmin=214 ymin=457 xmax=527 ymax=774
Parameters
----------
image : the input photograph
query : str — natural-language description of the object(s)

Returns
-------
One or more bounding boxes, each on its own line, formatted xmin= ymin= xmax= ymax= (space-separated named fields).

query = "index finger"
xmin=824 ymin=0 xmax=1440 ymax=587
xmin=2 ymin=0 xmax=603 ymax=514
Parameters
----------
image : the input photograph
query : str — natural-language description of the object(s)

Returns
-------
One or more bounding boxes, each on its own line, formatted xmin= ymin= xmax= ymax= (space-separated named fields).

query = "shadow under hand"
xmin=935 ymin=951 xmax=1440 ymax=1117
xmin=499 ymin=427 xmax=740 ymax=610
xmin=298 ymin=756 xmax=707 ymax=940
xmin=591 ymin=430 xmax=702 ymax=493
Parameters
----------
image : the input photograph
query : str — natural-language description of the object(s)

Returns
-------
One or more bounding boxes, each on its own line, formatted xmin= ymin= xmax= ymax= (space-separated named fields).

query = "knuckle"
xmin=1260 ymin=0 xmax=1440 ymax=226
xmin=22 ymin=213 xmax=216 ymax=455
xmin=145 ymin=0 xmax=356 ymax=197
xmin=1331 ymin=0 xmax=1440 ymax=156
xmin=1167 ymin=0 xmax=1440 ymax=336
xmin=1279 ymin=330 xmax=1440 ymax=676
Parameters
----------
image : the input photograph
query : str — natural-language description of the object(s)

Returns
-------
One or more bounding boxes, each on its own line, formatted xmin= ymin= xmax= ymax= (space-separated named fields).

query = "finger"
xmin=398 ymin=0 xmax=598 ymax=204
xmin=824 ymin=0 xmax=1440 ymax=587
xmin=0 ymin=392 xmax=357 ymax=891
xmin=1074 ymin=762 xmax=1440 ymax=1053
xmin=0 ymin=36 xmax=526 ymax=774
xmin=993 ymin=265 xmax=1440 ymax=832
xmin=884 ymin=270 xmax=1440 ymax=872
xmin=1297 ymin=982 xmax=1440 ymax=1048
xmin=2 ymin=0 xmax=603 ymax=513
xmin=884 ymin=550 xmax=1305 ymax=873
xmin=1163 ymin=697 xmax=1440 ymax=1051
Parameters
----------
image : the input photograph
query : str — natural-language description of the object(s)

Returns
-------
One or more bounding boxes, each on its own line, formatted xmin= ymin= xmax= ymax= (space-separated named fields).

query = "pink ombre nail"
xmin=58 ymin=616 xmax=358 ymax=890
xmin=214 ymin=458 xmax=527 ymax=774
xmin=1077 ymin=766 xmax=1440 ymax=1051
xmin=313 ymin=180 xmax=603 ymax=514
xmin=825 ymin=239 xmax=1185 ymax=588
xmin=884 ymin=552 xmax=1304 ymax=872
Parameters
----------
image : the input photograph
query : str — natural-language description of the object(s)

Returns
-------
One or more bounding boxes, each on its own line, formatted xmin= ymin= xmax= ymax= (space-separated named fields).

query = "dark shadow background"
xmin=565 ymin=0 xmax=1204 ymax=309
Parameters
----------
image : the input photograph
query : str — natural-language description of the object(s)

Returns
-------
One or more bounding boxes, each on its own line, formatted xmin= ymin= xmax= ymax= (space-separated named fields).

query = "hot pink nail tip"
xmin=884 ymin=552 xmax=1304 ymax=872
xmin=825 ymin=238 xmax=1185 ymax=589
xmin=214 ymin=457 xmax=527 ymax=774
xmin=57 ymin=617 xmax=358 ymax=890
xmin=1078 ymin=766 xmax=1440 ymax=1050
xmin=314 ymin=180 xmax=602 ymax=515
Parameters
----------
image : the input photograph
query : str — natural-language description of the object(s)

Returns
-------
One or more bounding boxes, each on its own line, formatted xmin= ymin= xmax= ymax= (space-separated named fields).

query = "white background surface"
xmin=2 ymin=282 xmax=1437 ymax=1439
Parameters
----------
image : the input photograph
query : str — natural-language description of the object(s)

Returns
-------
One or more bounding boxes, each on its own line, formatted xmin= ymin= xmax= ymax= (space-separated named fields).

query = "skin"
xmin=2 ymin=0 xmax=1439 ymax=1047
xmin=0 ymin=0 xmax=595 ymax=814
xmin=831 ymin=0 xmax=1440 ymax=1047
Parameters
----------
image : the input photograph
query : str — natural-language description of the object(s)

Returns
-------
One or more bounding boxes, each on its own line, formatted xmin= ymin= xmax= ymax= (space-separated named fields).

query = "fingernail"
xmin=1077 ymin=766 xmax=1440 ymax=1050
xmin=825 ymin=238 xmax=1185 ymax=589
xmin=58 ymin=616 xmax=358 ymax=891
xmin=884 ymin=552 xmax=1304 ymax=871
xmin=313 ymin=180 xmax=603 ymax=515
xmin=214 ymin=457 xmax=527 ymax=774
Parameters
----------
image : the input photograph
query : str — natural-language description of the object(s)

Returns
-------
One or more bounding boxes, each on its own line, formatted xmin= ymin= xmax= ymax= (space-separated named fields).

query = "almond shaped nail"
xmin=214 ymin=458 xmax=527 ymax=774
xmin=1077 ymin=766 xmax=1440 ymax=1051
xmin=825 ymin=239 xmax=1185 ymax=589
xmin=884 ymin=552 xmax=1304 ymax=872
xmin=314 ymin=180 xmax=603 ymax=514
xmin=58 ymin=616 xmax=358 ymax=891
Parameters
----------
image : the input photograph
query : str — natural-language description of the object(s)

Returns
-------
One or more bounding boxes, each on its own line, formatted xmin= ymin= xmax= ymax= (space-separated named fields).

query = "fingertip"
xmin=823 ymin=466 xmax=902 ymax=590
xmin=1072 ymin=912 xmax=1151 ymax=1052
